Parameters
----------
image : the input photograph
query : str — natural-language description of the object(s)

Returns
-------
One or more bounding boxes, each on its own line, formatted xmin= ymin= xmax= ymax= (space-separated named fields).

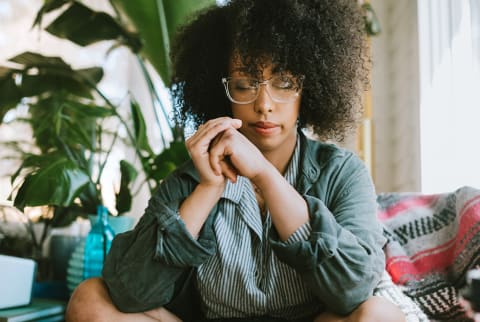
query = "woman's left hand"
xmin=208 ymin=127 xmax=271 ymax=182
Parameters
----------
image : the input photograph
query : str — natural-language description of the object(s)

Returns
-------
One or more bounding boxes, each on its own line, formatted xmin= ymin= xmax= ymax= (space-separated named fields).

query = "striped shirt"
xmin=195 ymin=137 xmax=320 ymax=319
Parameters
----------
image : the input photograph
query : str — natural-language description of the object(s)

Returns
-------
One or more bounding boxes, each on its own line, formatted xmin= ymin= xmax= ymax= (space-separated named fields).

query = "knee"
xmin=66 ymin=278 xmax=110 ymax=322
xmin=350 ymin=296 xmax=406 ymax=322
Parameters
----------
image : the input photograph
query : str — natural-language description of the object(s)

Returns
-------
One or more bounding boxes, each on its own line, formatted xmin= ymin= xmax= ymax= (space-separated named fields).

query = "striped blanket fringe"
xmin=377 ymin=186 xmax=480 ymax=322
xmin=373 ymin=270 xmax=429 ymax=321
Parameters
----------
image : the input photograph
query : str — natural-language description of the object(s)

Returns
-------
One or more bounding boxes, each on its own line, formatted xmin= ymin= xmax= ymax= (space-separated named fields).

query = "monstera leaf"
xmin=13 ymin=157 xmax=90 ymax=211
xmin=0 ymin=52 xmax=103 ymax=117
xmin=43 ymin=1 xmax=141 ymax=51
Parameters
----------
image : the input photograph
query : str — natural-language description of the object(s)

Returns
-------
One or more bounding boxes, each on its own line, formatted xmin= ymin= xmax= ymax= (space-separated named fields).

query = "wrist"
xmin=196 ymin=181 xmax=226 ymax=198
xmin=251 ymin=163 xmax=279 ymax=191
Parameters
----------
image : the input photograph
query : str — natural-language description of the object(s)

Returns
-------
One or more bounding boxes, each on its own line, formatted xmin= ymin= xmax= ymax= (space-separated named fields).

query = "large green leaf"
xmin=45 ymin=2 xmax=141 ymax=51
xmin=149 ymin=141 xmax=189 ymax=181
xmin=27 ymin=94 xmax=113 ymax=153
xmin=10 ymin=153 xmax=63 ymax=185
xmin=0 ymin=52 xmax=104 ymax=103
xmin=9 ymin=51 xmax=71 ymax=69
xmin=77 ymin=67 xmax=104 ymax=85
xmin=33 ymin=0 xmax=71 ymax=28
xmin=10 ymin=52 xmax=104 ymax=86
xmin=162 ymin=0 xmax=214 ymax=40
xmin=61 ymin=98 xmax=114 ymax=118
xmin=20 ymin=73 xmax=93 ymax=99
xmin=0 ymin=68 xmax=22 ymax=117
xmin=111 ymin=0 xmax=216 ymax=84
xmin=13 ymin=157 xmax=90 ymax=210
xmin=115 ymin=160 xmax=138 ymax=214
xmin=130 ymin=99 xmax=153 ymax=155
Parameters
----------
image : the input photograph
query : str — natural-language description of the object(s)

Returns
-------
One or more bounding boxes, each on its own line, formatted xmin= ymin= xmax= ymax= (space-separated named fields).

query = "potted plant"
xmin=0 ymin=0 xmax=215 ymax=281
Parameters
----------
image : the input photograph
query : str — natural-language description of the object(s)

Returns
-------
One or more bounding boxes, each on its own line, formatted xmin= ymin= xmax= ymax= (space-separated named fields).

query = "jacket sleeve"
xmin=102 ymin=170 xmax=217 ymax=313
xmin=269 ymin=153 xmax=386 ymax=315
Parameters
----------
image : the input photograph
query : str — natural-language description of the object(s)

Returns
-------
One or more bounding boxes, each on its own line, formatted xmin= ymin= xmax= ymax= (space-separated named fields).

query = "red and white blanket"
xmin=378 ymin=186 xmax=480 ymax=321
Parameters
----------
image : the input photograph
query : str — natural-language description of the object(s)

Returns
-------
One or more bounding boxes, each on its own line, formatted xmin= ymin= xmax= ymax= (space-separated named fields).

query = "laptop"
xmin=0 ymin=255 xmax=36 ymax=309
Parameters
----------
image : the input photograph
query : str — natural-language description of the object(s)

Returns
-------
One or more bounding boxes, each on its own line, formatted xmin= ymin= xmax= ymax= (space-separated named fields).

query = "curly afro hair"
xmin=170 ymin=0 xmax=369 ymax=141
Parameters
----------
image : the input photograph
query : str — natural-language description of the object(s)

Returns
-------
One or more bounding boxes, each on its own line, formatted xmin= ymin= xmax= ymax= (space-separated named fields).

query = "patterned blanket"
xmin=377 ymin=186 xmax=480 ymax=322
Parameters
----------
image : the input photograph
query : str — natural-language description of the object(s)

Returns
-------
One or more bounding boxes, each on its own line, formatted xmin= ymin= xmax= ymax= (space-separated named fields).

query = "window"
xmin=418 ymin=0 xmax=480 ymax=193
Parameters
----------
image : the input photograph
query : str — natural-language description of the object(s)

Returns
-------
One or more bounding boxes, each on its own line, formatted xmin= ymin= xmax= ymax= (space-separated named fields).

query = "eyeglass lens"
xmin=224 ymin=76 xmax=301 ymax=104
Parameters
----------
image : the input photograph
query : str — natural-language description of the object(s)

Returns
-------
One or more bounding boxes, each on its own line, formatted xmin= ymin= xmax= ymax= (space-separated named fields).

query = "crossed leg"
xmin=66 ymin=278 xmax=405 ymax=322
xmin=314 ymin=296 xmax=406 ymax=322
xmin=65 ymin=278 xmax=181 ymax=322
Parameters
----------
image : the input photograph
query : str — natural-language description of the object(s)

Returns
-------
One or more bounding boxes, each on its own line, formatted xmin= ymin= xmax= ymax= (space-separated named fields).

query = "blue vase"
xmin=82 ymin=205 xmax=115 ymax=280
xmin=66 ymin=212 xmax=135 ymax=293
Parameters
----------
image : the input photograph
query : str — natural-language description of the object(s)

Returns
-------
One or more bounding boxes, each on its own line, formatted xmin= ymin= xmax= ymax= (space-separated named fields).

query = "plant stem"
xmin=108 ymin=0 xmax=122 ymax=20
xmin=155 ymin=0 xmax=171 ymax=79
xmin=136 ymin=56 xmax=169 ymax=148
xmin=25 ymin=219 xmax=38 ymax=252
xmin=132 ymin=177 xmax=150 ymax=196
xmin=39 ymin=218 xmax=50 ymax=252
xmin=96 ymin=123 xmax=120 ymax=187
xmin=81 ymin=76 xmax=154 ymax=193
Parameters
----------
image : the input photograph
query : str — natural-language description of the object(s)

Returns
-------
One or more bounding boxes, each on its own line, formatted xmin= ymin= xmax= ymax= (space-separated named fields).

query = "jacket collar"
xmin=296 ymin=131 xmax=320 ymax=194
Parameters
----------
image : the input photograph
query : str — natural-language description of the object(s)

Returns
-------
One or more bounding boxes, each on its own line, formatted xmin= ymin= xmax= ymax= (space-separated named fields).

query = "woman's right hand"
xmin=185 ymin=117 xmax=242 ymax=188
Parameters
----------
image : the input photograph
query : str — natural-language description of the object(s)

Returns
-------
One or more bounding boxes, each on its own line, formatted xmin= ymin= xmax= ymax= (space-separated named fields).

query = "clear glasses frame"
xmin=221 ymin=75 xmax=305 ymax=104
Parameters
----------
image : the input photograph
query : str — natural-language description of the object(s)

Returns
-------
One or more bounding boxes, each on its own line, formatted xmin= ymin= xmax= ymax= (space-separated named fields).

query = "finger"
xmin=193 ymin=118 xmax=242 ymax=144
xmin=219 ymin=158 xmax=238 ymax=183
xmin=202 ymin=117 xmax=241 ymax=131
xmin=206 ymin=131 xmax=227 ymax=175
xmin=209 ymin=148 xmax=224 ymax=176
xmin=208 ymin=129 xmax=236 ymax=175
xmin=186 ymin=120 xmax=229 ymax=158
xmin=208 ymin=129 xmax=224 ymax=152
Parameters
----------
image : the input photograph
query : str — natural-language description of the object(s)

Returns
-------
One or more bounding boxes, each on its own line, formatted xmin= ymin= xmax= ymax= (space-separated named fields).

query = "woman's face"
xmin=227 ymin=60 xmax=302 ymax=155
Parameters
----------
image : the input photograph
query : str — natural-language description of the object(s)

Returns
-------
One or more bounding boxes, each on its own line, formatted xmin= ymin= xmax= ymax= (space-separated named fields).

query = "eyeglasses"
xmin=221 ymin=75 xmax=304 ymax=104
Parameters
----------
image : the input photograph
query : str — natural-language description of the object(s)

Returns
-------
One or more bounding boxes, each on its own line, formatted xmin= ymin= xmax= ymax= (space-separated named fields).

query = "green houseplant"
xmin=0 ymin=0 xmax=215 ymax=262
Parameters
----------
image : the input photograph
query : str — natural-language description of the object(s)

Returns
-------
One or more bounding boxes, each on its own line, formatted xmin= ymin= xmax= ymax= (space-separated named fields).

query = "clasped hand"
xmin=186 ymin=117 xmax=269 ymax=187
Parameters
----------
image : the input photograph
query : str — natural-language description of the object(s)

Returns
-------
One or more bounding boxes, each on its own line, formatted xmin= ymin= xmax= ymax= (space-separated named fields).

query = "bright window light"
xmin=418 ymin=0 xmax=480 ymax=193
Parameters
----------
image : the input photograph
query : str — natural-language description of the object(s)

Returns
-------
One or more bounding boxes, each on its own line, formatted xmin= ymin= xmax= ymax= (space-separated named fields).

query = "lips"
xmin=251 ymin=121 xmax=280 ymax=135
xmin=254 ymin=121 xmax=278 ymax=129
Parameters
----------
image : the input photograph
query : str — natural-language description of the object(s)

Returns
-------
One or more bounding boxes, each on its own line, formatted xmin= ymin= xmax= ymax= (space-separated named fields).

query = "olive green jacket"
xmin=103 ymin=132 xmax=386 ymax=320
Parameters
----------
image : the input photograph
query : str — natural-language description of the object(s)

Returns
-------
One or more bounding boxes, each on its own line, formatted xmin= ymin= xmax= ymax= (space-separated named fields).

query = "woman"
xmin=66 ymin=0 xmax=426 ymax=321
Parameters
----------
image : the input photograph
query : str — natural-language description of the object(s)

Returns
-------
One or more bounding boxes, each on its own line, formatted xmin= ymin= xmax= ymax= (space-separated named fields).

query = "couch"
xmin=377 ymin=186 xmax=480 ymax=322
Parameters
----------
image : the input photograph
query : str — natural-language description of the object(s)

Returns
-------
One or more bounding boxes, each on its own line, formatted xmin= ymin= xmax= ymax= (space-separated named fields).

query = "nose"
xmin=253 ymin=84 xmax=273 ymax=113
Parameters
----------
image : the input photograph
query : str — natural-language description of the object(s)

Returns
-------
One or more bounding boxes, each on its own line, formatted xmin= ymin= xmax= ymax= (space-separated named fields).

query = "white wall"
xmin=370 ymin=0 xmax=422 ymax=193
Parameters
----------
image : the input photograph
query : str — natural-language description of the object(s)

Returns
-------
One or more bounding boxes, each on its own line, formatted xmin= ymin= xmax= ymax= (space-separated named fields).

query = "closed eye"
xmin=232 ymin=78 xmax=257 ymax=90
xmin=272 ymin=77 xmax=295 ymax=90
